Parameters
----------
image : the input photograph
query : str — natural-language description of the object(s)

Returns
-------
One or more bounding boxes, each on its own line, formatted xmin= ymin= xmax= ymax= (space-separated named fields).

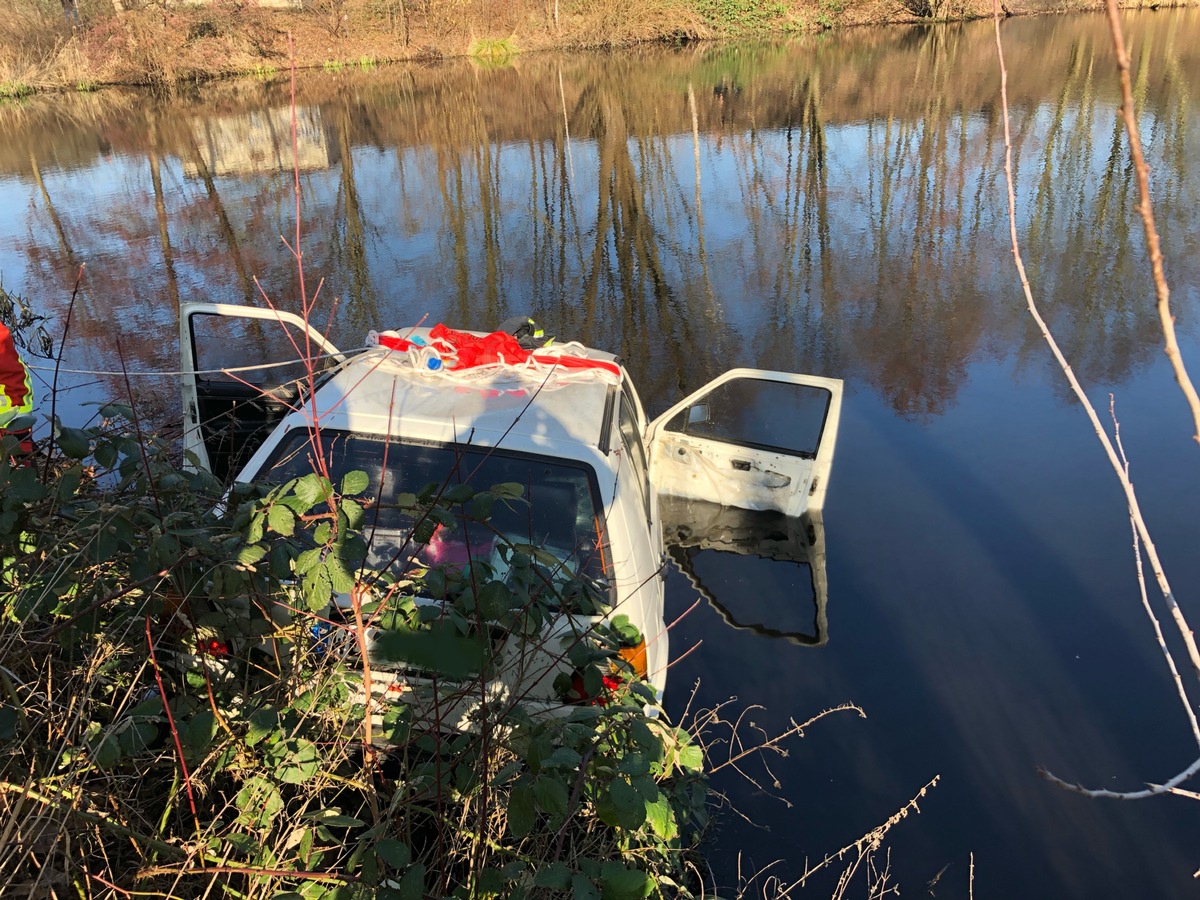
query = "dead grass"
xmin=0 ymin=0 xmax=1195 ymax=92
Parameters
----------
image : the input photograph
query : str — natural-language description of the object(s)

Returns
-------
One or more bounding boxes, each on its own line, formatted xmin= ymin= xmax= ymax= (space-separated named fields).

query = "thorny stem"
xmin=43 ymin=264 xmax=83 ymax=481
xmin=145 ymin=614 xmax=200 ymax=832
xmin=348 ymin=583 xmax=381 ymax=823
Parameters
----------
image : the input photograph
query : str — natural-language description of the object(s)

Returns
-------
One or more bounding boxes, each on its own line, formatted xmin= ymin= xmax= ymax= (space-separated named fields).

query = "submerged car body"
xmin=180 ymin=303 xmax=843 ymax=725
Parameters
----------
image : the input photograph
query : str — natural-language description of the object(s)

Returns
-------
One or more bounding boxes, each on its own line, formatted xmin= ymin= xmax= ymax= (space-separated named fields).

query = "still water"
xmin=3 ymin=9 xmax=1200 ymax=897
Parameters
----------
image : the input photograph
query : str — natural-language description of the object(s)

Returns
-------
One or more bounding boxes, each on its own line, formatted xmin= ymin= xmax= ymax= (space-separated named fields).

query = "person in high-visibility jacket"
xmin=0 ymin=321 xmax=35 ymax=453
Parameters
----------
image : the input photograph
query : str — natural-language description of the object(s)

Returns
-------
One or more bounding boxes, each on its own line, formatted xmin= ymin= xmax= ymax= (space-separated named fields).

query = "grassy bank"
xmin=0 ymin=0 xmax=1186 ymax=96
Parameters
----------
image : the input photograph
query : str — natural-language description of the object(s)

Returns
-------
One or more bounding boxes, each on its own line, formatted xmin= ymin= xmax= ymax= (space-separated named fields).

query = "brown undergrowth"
xmin=0 ymin=0 xmax=1190 ymax=95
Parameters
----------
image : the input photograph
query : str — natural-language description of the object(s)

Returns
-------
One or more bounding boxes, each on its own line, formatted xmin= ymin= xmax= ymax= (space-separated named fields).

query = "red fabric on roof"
xmin=376 ymin=324 xmax=620 ymax=378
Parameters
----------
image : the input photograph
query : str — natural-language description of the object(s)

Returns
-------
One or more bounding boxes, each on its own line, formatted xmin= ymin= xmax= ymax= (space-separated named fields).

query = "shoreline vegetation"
xmin=0 ymin=0 xmax=1192 ymax=98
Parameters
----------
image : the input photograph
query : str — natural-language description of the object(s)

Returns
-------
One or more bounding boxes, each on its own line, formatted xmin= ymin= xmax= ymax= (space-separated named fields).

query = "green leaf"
xmin=181 ymin=709 xmax=217 ymax=763
xmin=397 ymin=862 xmax=426 ymax=900
xmin=0 ymin=704 xmax=18 ymax=740
xmin=237 ymin=543 xmax=268 ymax=566
xmin=293 ymin=473 xmax=331 ymax=509
xmin=341 ymin=498 xmax=365 ymax=530
xmin=373 ymin=628 xmax=485 ymax=678
xmin=5 ymin=466 xmax=46 ymax=503
xmin=478 ymin=866 xmax=507 ymax=895
xmin=118 ymin=721 xmax=158 ymax=756
xmin=341 ymin=470 xmax=369 ymax=496
xmin=443 ymin=483 xmax=475 ymax=504
xmin=629 ymin=719 xmax=657 ymax=753
xmin=375 ymin=838 xmax=411 ymax=869
xmin=617 ymin=750 xmax=650 ymax=778
xmin=302 ymin=564 xmax=333 ymax=612
xmin=245 ymin=707 xmax=278 ymax=746
xmin=271 ymin=737 xmax=320 ymax=784
xmin=598 ymin=862 xmax=651 ymax=900
xmin=572 ymin=874 xmax=600 ymax=900
xmin=630 ymin=774 xmax=658 ymax=802
xmin=542 ymin=747 xmax=583 ymax=770
xmin=677 ymin=740 xmax=704 ymax=773
xmin=91 ymin=733 xmax=121 ymax=768
xmin=324 ymin=556 xmax=357 ymax=595
xmin=644 ymin=795 xmax=677 ymax=840
xmin=534 ymin=774 xmax=570 ymax=819
xmin=534 ymin=862 xmax=572 ymax=889
xmin=301 ymin=808 xmax=365 ymax=828
xmin=235 ymin=776 xmax=283 ymax=829
xmin=99 ymin=402 xmax=134 ymax=419
xmin=491 ymin=482 xmax=525 ymax=501
xmin=295 ymin=547 xmax=323 ymax=576
xmin=55 ymin=465 xmax=83 ymax=502
xmin=507 ymin=781 xmax=535 ymax=839
xmin=413 ymin=517 xmax=437 ymax=544
xmin=268 ymin=504 xmax=296 ymax=536
xmin=270 ymin=542 xmax=293 ymax=579
xmin=607 ymin=777 xmax=645 ymax=830
xmin=476 ymin=580 xmax=514 ymax=619
xmin=55 ymin=426 xmax=90 ymax=459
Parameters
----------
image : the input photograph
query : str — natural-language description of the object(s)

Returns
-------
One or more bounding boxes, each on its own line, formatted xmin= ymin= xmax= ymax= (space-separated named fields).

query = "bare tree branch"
xmin=992 ymin=0 xmax=1200 ymax=800
xmin=1102 ymin=1 xmax=1200 ymax=445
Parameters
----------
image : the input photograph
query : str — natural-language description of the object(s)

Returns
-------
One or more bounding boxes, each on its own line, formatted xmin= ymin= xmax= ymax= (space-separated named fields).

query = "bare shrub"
xmin=307 ymin=0 xmax=351 ymax=36
xmin=560 ymin=0 xmax=710 ymax=47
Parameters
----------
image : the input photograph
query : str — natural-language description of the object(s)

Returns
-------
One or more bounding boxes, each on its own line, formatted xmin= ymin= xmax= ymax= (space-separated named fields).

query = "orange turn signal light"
xmin=617 ymin=639 xmax=648 ymax=679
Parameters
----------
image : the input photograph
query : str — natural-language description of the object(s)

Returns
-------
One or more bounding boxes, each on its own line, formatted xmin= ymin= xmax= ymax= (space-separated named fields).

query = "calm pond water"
xmin=3 ymin=9 xmax=1200 ymax=897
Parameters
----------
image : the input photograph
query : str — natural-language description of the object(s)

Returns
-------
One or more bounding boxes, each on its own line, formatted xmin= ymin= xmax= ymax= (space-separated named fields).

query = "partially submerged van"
xmin=180 ymin=303 xmax=843 ymax=727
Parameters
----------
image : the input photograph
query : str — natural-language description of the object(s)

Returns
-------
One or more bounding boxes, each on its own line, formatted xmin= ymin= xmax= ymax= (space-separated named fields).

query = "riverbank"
xmin=0 ymin=0 xmax=1187 ymax=96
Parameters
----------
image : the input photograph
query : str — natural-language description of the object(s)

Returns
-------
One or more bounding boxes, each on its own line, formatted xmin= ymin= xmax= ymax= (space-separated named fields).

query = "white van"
xmin=180 ymin=303 xmax=843 ymax=728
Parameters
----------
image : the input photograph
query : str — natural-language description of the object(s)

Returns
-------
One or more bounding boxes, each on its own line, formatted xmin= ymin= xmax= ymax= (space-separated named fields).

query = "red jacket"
xmin=0 ymin=321 xmax=34 ymax=428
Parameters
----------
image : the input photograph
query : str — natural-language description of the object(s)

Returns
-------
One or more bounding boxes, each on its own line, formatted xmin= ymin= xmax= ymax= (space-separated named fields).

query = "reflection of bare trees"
xmin=332 ymin=99 xmax=382 ymax=336
xmin=3 ymin=13 xmax=1198 ymax=420
xmin=184 ymin=129 xmax=256 ymax=305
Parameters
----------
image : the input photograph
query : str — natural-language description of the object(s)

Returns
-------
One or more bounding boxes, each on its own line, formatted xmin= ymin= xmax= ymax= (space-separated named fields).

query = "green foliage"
xmin=0 ymin=411 xmax=709 ymax=895
xmin=0 ymin=81 xmax=34 ymax=101
xmin=693 ymin=0 xmax=788 ymax=34
xmin=468 ymin=37 xmax=520 ymax=66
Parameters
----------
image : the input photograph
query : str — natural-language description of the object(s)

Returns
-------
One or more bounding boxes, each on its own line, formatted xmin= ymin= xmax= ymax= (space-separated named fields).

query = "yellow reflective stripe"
xmin=0 ymin=361 xmax=34 ymax=427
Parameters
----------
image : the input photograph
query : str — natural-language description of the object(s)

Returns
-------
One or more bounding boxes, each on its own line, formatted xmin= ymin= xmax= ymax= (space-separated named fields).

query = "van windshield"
xmin=254 ymin=429 xmax=611 ymax=596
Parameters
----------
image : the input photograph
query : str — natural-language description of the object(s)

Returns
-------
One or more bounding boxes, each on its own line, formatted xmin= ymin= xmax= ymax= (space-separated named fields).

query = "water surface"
xmin=3 ymin=11 xmax=1200 ymax=897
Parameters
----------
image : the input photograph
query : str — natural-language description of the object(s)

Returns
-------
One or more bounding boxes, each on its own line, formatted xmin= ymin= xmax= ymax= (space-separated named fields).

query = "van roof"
xmin=308 ymin=340 xmax=621 ymax=457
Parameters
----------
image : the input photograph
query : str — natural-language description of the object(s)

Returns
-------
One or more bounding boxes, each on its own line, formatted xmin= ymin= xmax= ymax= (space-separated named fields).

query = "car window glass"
xmin=665 ymin=379 xmax=831 ymax=458
xmin=257 ymin=430 xmax=612 ymax=594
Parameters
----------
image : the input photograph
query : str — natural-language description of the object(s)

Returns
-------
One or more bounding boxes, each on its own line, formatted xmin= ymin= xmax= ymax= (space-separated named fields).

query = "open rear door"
xmin=646 ymin=369 xmax=842 ymax=517
xmin=181 ymin=302 xmax=344 ymax=481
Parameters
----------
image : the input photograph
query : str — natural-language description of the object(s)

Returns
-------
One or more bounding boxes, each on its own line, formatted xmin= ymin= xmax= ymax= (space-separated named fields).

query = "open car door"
xmin=181 ymin=302 xmax=344 ymax=481
xmin=646 ymin=368 xmax=843 ymax=517
xmin=662 ymin=497 xmax=828 ymax=647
